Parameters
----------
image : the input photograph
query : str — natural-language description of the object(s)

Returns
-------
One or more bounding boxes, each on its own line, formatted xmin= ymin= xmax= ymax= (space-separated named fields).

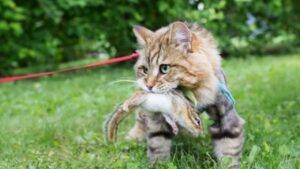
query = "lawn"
xmin=0 ymin=54 xmax=299 ymax=169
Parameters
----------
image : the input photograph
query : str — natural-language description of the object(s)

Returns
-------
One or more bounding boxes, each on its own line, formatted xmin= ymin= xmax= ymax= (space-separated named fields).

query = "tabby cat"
xmin=104 ymin=89 xmax=203 ymax=164
xmin=130 ymin=21 xmax=245 ymax=168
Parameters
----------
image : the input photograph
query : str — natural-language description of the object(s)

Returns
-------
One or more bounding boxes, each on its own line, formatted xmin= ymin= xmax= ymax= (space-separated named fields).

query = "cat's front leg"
xmin=146 ymin=113 xmax=174 ymax=165
xmin=126 ymin=110 xmax=148 ymax=141
xmin=147 ymin=133 xmax=172 ymax=165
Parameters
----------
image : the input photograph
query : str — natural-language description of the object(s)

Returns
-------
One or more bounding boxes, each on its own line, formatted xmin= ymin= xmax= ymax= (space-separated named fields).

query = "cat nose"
xmin=147 ymin=85 xmax=153 ymax=91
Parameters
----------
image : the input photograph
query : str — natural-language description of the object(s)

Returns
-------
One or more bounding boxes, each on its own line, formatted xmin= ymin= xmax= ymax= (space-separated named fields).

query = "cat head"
xmin=133 ymin=21 xmax=220 ymax=93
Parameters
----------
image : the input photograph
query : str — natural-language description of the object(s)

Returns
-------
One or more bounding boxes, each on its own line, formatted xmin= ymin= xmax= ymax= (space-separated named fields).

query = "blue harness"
xmin=218 ymin=81 xmax=235 ymax=106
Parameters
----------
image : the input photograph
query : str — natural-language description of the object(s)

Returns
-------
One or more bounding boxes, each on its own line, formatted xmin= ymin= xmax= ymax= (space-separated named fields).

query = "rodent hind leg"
xmin=163 ymin=115 xmax=178 ymax=135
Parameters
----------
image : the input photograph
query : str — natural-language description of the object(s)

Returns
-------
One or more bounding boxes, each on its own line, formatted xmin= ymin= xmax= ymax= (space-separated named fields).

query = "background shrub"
xmin=0 ymin=0 xmax=299 ymax=75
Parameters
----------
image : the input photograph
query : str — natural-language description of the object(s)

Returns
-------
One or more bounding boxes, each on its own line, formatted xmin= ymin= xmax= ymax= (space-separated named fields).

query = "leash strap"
xmin=0 ymin=53 xmax=139 ymax=84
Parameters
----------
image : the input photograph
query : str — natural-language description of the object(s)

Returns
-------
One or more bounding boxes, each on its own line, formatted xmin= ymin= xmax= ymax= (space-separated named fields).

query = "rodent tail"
xmin=103 ymin=104 xmax=131 ymax=143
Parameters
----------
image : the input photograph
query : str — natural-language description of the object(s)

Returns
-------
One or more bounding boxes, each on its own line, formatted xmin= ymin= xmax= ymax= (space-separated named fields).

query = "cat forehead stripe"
xmin=155 ymin=43 xmax=163 ymax=64
xmin=148 ymin=43 xmax=161 ymax=65
xmin=147 ymin=44 xmax=165 ymax=66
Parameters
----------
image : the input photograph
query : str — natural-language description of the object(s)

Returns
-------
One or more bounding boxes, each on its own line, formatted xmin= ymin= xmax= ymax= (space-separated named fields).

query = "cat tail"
xmin=103 ymin=104 xmax=131 ymax=143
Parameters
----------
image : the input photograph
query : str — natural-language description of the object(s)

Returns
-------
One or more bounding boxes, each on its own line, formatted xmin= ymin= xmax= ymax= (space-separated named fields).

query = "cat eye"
xmin=159 ymin=64 xmax=170 ymax=74
xmin=142 ymin=66 xmax=148 ymax=74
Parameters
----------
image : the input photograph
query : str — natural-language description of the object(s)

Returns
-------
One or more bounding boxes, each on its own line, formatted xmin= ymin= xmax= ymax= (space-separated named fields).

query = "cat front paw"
xmin=125 ymin=126 xmax=147 ymax=141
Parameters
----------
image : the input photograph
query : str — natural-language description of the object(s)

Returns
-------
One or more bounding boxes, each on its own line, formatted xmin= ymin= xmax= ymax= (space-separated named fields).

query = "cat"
xmin=130 ymin=21 xmax=245 ymax=168
xmin=104 ymin=89 xmax=203 ymax=165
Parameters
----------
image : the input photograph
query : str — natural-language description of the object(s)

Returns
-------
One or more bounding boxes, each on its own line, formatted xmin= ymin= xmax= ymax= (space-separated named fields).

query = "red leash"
xmin=0 ymin=53 xmax=139 ymax=84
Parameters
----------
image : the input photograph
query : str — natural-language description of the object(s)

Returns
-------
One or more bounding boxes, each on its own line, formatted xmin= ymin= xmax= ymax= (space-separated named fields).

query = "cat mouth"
xmin=143 ymin=88 xmax=168 ymax=94
xmin=151 ymin=87 xmax=175 ymax=94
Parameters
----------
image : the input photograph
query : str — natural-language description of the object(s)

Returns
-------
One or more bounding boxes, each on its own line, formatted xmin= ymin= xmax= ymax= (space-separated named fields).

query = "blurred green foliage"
xmin=0 ymin=0 xmax=299 ymax=74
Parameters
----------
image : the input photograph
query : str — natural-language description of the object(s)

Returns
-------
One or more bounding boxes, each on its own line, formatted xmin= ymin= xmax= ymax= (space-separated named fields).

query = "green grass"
xmin=0 ymin=54 xmax=300 ymax=169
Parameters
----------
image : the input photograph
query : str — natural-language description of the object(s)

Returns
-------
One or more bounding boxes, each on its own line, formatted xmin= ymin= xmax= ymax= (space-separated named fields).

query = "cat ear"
xmin=133 ymin=25 xmax=153 ymax=46
xmin=170 ymin=22 xmax=192 ymax=51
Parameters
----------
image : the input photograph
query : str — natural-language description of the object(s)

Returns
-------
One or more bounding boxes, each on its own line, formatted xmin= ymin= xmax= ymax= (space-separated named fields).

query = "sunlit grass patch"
xmin=0 ymin=54 xmax=299 ymax=168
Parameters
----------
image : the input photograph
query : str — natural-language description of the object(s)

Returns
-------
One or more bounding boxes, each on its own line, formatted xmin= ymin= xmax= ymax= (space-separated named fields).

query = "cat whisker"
xmin=124 ymin=84 xmax=138 ymax=89
xmin=109 ymin=79 xmax=136 ymax=85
